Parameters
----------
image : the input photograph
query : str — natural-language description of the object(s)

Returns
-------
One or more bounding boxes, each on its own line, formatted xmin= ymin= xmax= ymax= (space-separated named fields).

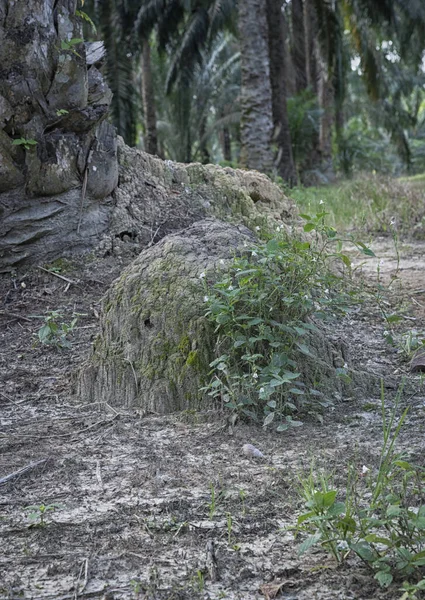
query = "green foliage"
xmin=60 ymin=37 xmax=83 ymax=58
xmin=296 ymin=382 xmax=425 ymax=595
xmin=34 ymin=311 xmax=80 ymax=349
xmin=12 ymin=138 xmax=37 ymax=151
xmin=291 ymin=174 xmax=425 ymax=235
xmin=24 ymin=503 xmax=61 ymax=528
xmin=202 ymin=215 xmax=368 ymax=429
xmin=75 ymin=9 xmax=97 ymax=33
xmin=56 ymin=109 xmax=69 ymax=117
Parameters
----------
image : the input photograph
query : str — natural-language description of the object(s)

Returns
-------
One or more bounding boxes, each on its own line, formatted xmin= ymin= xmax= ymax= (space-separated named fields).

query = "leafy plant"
xmin=34 ymin=310 xmax=80 ymax=349
xmin=56 ymin=109 xmax=69 ymax=117
xmin=24 ymin=503 xmax=61 ymax=527
xmin=60 ymin=38 xmax=83 ymax=57
xmin=295 ymin=381 xmax=425 ymax=594
xmin=203 ymin=213 xmax=372 ymax=429
xmin=12 ymin=138 xmax=37 ymax=151
xmin=75 ymin=10 xmax=96 ymax=33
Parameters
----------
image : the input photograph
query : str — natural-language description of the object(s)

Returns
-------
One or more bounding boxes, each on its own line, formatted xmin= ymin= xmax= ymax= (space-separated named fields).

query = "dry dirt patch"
xmin=1 ymin=240 xmax=425 ymax=599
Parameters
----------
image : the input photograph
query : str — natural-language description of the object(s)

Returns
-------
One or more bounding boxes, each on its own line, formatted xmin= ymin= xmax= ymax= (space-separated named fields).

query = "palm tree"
xmin=238 ymin=0 xmax=274 ymax=173
xmin=267 ymin=0 xmax=296 ymax=183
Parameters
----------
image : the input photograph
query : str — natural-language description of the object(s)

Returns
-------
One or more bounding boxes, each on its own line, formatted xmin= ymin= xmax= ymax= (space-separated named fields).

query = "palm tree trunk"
xmin=304 ymin=0 xmax=318 ymax=93
xmin=238 ymin=0 xmax=274 ymax=173
xmin=141 ymin=37 xmax=158 ymax=155
xmin=0 ymin=0 xmax=118 ymax=270
xmin=222 ymin=127 xmax=232 ymax=163
xmin=266 ymin=0 xmax=297 ymax=185
xmin=291 ymin=0 xmax=307 ymax=94
xmin=317 ymin=48 xmax=334 ymax=174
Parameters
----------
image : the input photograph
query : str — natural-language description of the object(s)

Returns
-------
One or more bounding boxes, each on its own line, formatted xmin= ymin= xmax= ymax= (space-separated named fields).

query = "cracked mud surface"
xmin=1 ymin=237 xmax=425 ymax=600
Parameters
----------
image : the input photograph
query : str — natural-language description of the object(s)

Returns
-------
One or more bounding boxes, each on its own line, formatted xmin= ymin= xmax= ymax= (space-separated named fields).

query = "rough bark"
xmin=317 ymin=49 xmax=334 ymax=175
xmin=141 ymin=37 xmax=158 ymax=156
xmin=221 ymin=126 xmax=232 ymax=163
xmin=0 ymin=0 xmax=118 ymax=270
xmin=266 ymin=0 xmax=297 ymax=185
xmin=238 ymin=0 xmax=274 ymax=173
xmin=291 ymin=0 xmax=308 ymax=94
xmin=304 ymin=0 xmax=318 ymax=93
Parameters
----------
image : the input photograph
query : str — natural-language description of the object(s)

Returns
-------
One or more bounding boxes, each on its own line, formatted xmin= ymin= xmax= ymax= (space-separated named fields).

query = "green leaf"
xmin=374 ymin=571 xmax=393 ymax=588
xmin=350 ymin=542 xmax=375 ymax=562
xmin=328 ymin=501 xmax=345 ymax=516
xmin=296 ymin=343 xmax=314 ymax=357
xmin=303 ymin=223 xmax=316 ymax=233
xmin=322 ymin=490 xmax=337 ymax=508
xmin=266 ymin=239 xmax=279 ymax=252
xmin=364 ymin=534 xmax=392 ymax=546
xmin=339 ymin=254 xmax=351 ymax=268
xmin=299 ymin=214 xmax=312 ymax=221
xmin=246 ymin=317 xmax=264 ymax=326
xmin=263 ymin=412 xmax=275 ymax=427
xmin=386 ymin=504 xmax=401 ymax=518
xmin=276 ymin=423 xmax=289 ymax=432
xmin=298 ymin=532 xmax=322 ymax=555
xmin=297 ymin=511 xmax=316 ymax=525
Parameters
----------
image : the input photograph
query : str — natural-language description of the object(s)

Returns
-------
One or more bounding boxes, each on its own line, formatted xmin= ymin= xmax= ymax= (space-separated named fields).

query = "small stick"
xmin=205 ymin=538 xmax=218 ymax=582
xmin=0 ymin=310 xmax=33 ymax=322
xmin=0 ymin=458 xmax=49 ymax=486
xmin=37 ymin=266 xmax=79 ymax=286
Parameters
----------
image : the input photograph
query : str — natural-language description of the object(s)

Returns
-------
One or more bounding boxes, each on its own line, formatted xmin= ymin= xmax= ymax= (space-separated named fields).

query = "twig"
xmin=95 ymin=460 xmax=103 ymax=489
xmin=74 ymin=557 xmax=89 ymax=599
xmin=205 ymin=538 xmax=219 ymax=582
xmin=0 ymin=458 xmax=49 ymax=485
xmin=0 ymin=310 xmax=32 ymax=322
xmin=37 ymin=266 xmax=79 ymax=286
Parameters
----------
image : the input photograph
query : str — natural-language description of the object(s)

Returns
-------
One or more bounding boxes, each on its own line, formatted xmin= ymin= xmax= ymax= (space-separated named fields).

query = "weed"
xmin=24 ymin=503 xmax=61 ymax=527
xmin=202 ymin=210 xmax=372 ymax=429
xmin=12 ymin=137 xmax=37 ymax=151
xmin=295 ymin=380 xmax=425 ymax=593
xmin=207 ymin=482 xmax=223 ymax=519
xmin=239 ymin=488 xmax=247 ymax=516
xmin=226 ymin=512 xmax=233 ymax=544
xmin=33 ymin=310 xmax=82 ymax=349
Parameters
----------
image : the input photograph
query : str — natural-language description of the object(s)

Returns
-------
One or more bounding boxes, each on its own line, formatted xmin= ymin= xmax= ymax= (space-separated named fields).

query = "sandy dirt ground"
xmin=1 ymin=236 xmax=425 ymax=600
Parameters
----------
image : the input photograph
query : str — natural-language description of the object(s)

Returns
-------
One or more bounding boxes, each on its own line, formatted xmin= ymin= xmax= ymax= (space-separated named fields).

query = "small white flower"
xmin=92 ymin=165 xmax=97 ymax=172
xmin=276 ymin=226 xmax=281 ymax=232
xmin=252 ymin=251 xmax=258 ymax=257
xmin=199 ymin=272 xmax=206 ymax=279
xmin=255 ymin=226 xmax=260 ymax=231
xmin=319 ymin=200 xmax=324 ymax=205
xmin=228 ymin=285 xmax=234 ymax=291
xmin=379 ymin=259 xmax=385 ymax=266
xmin=304 ymin=295 xmax=309 ymax=300
xmin=219 ymin=259 xmax=225 ymax=265
xmin=203 ymin=296 xmax=209 ymax=302
xmin=384 ymin=330 xmax=389 ymax=336
xmin=390 ymin=217 xmax=396 ymax=226
xmin=324 ymin=289 xmax=329 ymax=295
xmin=253 ymin=372 xmax=258 ymax=379
xmin=259 ymin=387 xmax=265 ymax=393
xmin=337 ymin=540 xmax=349 ymax=551
xmin=361 ymin=465 xmax=370 ymax=475
xmin=343 ymin=362 xmax=348 ymax=369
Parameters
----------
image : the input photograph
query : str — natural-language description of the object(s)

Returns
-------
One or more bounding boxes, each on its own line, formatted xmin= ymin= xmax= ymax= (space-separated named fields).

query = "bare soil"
xmin=1 ymin=237 xmax=425 ymax=600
